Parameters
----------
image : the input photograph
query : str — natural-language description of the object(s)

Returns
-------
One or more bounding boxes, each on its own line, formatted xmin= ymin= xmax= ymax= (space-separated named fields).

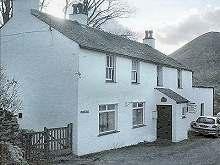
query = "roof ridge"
xmin=31 ymin=9 xmax=192 ymax=71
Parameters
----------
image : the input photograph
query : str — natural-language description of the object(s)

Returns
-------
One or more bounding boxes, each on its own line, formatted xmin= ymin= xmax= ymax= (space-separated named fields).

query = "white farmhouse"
xmin=0 ymin=0 xmax=214 ymax=156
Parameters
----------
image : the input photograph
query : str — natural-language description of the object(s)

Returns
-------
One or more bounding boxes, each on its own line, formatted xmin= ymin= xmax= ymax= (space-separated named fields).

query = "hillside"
xmin=170 ymin=32 xmax=220 ymax=113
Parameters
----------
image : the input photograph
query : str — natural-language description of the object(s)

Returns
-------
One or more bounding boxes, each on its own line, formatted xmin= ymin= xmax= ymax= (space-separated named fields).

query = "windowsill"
xmin=105 ymin=80 xmax=117 ymax=83
xmin=178 ymin=87 xmax=183 ymax=89
xmin=98 ymin=130 xmax=120 ymax=137
xmin=132 ymin=124 xmax=146 ymax=129
xmin=157 ymin=85 xmax=163 ymax=87
xmin=131 ymin=82 xmax=140 ymax=85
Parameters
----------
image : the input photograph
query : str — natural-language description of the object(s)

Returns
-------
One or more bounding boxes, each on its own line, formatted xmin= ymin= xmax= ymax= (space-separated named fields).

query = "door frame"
xmin=156 ymin=105 xmax=173 ymax=140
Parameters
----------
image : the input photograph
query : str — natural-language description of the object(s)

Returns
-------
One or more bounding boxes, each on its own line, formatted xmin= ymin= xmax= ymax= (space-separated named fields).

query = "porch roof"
xmin=155 ymin=88 xmax=190 ymax=104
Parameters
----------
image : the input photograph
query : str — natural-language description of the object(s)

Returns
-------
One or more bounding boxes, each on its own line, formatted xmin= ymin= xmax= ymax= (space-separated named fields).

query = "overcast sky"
xmin=47 ymin=0 xmax=220 ymax=54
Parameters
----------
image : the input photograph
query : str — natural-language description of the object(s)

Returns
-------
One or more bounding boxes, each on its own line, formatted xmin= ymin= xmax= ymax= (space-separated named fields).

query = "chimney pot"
xmin=68 ymin=2 xmax=88 ymax=25
xmin=143 ymin=30 xmax=156 ymax=49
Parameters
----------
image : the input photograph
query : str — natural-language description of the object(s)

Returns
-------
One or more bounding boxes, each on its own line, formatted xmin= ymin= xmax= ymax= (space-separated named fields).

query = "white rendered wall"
xmin=77 ymin=49 xmax=159 ymax=155
xmin=76 ymin=52 xmax=213 ymax=155
xmin=0 ymin=0 xmax=79 ymax=144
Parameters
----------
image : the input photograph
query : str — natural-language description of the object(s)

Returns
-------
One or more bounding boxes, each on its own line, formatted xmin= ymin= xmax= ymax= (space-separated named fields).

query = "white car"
xmin=190 ymin=116 xmax=220 ymax=137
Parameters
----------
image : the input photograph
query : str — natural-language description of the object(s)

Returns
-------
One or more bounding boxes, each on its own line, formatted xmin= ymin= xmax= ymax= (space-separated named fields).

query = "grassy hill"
xmin=170 ymin=32 xmax=220 ymax=113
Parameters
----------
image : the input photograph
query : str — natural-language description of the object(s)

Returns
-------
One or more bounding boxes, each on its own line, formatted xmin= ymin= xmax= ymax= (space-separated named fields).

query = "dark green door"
xmin=157 ymin=105 xmax=172 ymax=140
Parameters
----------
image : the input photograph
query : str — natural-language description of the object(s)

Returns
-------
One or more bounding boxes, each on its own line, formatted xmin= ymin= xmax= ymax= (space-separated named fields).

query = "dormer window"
xmin=177 ymin=69 xmax=182 ymax=88
xmin=131 ymin=60 xmax=140 ymax=84
xmin=106 ymin=55 xmax=116 ymax=82
xmin=157 ymin=66 xmax=163 ymax=86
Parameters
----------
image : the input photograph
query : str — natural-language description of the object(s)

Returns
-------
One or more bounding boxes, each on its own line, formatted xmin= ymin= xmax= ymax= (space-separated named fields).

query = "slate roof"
xmin=155 ymin=88 xmax=190 ymax=104
xmin=31 ymin=9 xmax=191 ymax=71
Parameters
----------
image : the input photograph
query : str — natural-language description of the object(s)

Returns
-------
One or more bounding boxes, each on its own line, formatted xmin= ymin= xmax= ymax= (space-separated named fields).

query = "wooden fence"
xmin=21 ymin=123 xmax=73 ymax=162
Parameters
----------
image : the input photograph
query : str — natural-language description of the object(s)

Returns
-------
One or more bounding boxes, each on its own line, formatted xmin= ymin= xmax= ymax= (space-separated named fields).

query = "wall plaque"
xmin=161 ymin=97 xmax=167 ymax=102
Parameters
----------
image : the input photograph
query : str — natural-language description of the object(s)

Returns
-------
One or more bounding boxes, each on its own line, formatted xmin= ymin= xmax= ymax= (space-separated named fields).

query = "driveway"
xmin=56 ymin=135 xmax=220 ymax=165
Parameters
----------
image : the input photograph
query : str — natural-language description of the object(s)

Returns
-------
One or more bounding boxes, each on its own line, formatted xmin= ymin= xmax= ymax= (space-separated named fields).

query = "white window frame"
xmin=131 ymin=60 xmax=140 ymax=83
xmin=132 ymin=102 xmax=145 ymax=127
xmin=177 ymin=69 xmax=183 ymax=89
xmin=157 ymin=66 xmax=163 ymax=86
xmin=106 ymin=55 xmax=116 ymax=82
xmin=98 ymin=104 xmax=118 ymax=134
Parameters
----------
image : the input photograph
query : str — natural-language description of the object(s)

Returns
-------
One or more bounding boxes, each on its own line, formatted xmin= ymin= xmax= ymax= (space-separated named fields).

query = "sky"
xmin=46 ymin=0 xmax=220 ymax=54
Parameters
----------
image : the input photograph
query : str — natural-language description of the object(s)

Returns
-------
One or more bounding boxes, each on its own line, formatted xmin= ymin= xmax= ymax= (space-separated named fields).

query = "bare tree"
xmin=64 ymin=0 xmax=133 ymax=28
xmin=39 ymin=0 xmax=51 ymax=12
xmin=0 ymin=67 xmax=22 ymax=113
xmin=0 ymin=0 xmax=13 ymax=27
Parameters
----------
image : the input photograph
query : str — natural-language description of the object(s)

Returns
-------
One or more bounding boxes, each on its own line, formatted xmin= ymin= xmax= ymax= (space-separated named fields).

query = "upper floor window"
xmin=177 ymin=70 xmax=182 ymax=88
xmin=157 ymin=66 xmax=163 ymax=86
xmin=99 ymin=104 xmax=117 ymax=134
xmin=132 ymin=102 xmax=145 ymax=127
xmin=106 ymin=55 xmax=116 ymax=82
xmin=131 ymin=60 xmax=140 ymax=84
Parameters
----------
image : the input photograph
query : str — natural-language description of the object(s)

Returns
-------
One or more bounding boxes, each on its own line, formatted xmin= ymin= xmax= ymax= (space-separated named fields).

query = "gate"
xmin=21 ymin=123 xmax=73 ymax=162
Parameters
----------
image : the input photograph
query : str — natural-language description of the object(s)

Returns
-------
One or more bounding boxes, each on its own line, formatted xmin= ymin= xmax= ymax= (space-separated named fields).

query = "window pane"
xmin=133 ymin=102 xmax=137 ymax=108
xmin=132 ymin=60 xmax=138 ymax=70
xmin=107 ymin=104 xmax=116 ymax=110
xmin=157 ymin=66 xmax=163 ymax=86
xmin=138 ymin=102 xmax=143 ymax=107
xmin=99 ymin=105 xmax=106 ymax=111
xmin=133 ymin=103 xmax=144 ymax=126
xmin=131 ymin=71 xmax=137 ymax=81
xmin=107 ymin=56 xmax=110 ymax=67
xmin=99 ymin=112 xmax=108 ymax=132
xmin=136 ymin=109 xmax=143 ymax=125
xmin=108 ymin=111 xmax=115 ymax=131
xmin=99 ymin=112 xmax=115 ymax=133
xmin=133 ymin=110 xmax=138 ymax=126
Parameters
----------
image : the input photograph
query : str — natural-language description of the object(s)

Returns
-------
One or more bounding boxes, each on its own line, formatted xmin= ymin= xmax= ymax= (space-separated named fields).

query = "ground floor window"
xmin=132 ymin=102 xmax=145 ymax=127
xmin=99 ymin=104 xmax=117 ymax=134
xmin=200 ymin=103 xmax=204 ymax=116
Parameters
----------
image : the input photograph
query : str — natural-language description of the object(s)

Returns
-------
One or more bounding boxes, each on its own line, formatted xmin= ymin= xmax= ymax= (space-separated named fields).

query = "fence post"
xmin=44 ymin=127 xmax=50 ymax=160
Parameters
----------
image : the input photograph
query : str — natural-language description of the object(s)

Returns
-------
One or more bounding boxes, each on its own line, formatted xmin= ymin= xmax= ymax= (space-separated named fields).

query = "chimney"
xmin=143 ymin=30 xmax=156 ymax=49
xmin=68 ymin=1 xmax=88 ymax=25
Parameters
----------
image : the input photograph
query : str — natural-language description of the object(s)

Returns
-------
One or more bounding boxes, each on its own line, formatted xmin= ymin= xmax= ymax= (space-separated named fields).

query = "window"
xmin=106 ymin=55 xmax=116 ymax=82
xmin=182 ymin=107 xmax=187 ymax=118
xmin=177 ymin=70 xmax=183 ymax=88
xmin=157 ymin=66 xmax=163 ymax=86
xmin=131 ymin=60 xmax=140 ymax=83
xmin=99 ymin=104 xmax=117 ymax=134
xmin=132 ymin=102 xmax=145 ymax=127
xmin=200 ymin=103 xmax=204 ymax=116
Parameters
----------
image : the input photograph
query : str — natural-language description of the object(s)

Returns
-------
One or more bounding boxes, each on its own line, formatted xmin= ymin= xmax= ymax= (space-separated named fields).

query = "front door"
xmin=157 ymin=105 xmax=172 ymax=140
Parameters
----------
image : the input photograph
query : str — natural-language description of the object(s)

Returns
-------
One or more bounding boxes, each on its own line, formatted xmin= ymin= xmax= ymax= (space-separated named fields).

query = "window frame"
xmin=132 ymin=102 xmax=145 ymax=128
xmin=131 ymin=59 xmax=140 ymax=84
xmin=177 ymin=69 xmax=183 ymax=89
xmin=106 ymin=55 xmax=116 ymax=83
xmin=157 ymin=65 xmax=163 ymax=86
xmin=98 ymin=104 xmax=118 ymax=135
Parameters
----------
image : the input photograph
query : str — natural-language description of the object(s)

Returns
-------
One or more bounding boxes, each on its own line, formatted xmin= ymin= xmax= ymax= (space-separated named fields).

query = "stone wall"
xmin=0 ymin=109 xmax=19 ymax=143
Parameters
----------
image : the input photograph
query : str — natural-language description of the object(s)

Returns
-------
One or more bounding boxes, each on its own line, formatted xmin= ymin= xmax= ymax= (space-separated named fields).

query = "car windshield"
xmin=196 ymin=117 xmax=215 ymax=124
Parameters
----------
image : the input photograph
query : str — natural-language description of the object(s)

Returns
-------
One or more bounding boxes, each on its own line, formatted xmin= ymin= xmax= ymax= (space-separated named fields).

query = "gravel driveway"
xmin=56 ymin=135 xmax=220 ymax=165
